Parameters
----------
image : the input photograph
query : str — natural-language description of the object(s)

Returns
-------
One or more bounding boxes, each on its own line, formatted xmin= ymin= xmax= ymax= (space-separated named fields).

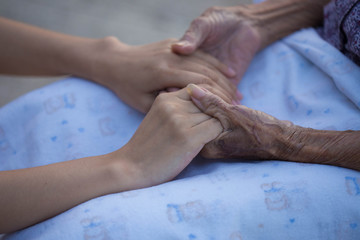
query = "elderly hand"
xmin=187 ymin=84 xmax=360 ymax=171
xmin=187 ymin=84 xmax=292 ymax=159
xmin=110 ymin=86 xmax=223 ymax=189
xmin=172 ymin=6 xmax=261 ymax=84
xmin=89 ymin=38 xmax=239 ymax=113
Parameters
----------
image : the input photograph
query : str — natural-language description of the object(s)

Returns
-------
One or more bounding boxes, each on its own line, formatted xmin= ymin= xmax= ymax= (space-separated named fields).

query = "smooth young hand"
xmin=89 ymin=38 xmax=240 ymax=113
xmin=0 ymin=85 xmax=223 ymax=233
xmin=109 ymin=86 xmax=223 ymax=189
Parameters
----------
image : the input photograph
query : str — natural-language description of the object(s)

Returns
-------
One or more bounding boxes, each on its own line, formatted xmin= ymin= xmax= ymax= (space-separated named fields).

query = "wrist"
xmin=268 ymin=123 xmax=307 ymax=161
xmin=62 ymin=36 xmax=129 ymax=87
xmin=90 ymin=36 xmax=129 ymax=86
xmin=235 ymin=0 xmax=327 ymax=50
xmin=104 ymin=146 xmax=146 ymax=192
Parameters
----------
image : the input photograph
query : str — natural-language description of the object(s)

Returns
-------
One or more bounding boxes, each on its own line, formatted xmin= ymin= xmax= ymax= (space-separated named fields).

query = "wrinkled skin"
xmin=202 ymin=103 xmax=290 ymax=159
xmin=187 ymin=84 xmax=291 ymax=159
xmin=172 ymin=6 xmax=261 ymax=85
xmin=188 ymin=84 xmax=360 ymax=171
xmin=201 ymin=104 xmax=291 ymax=159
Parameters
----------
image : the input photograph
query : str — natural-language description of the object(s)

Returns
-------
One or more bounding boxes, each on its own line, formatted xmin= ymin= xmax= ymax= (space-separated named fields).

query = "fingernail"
xmin=175 ymin=41 xmax=189 ymax=47
xmin=187 ymin=84 xmax=206 ymax=99
xmin=232 ymin=100 xmax=238 ymax=105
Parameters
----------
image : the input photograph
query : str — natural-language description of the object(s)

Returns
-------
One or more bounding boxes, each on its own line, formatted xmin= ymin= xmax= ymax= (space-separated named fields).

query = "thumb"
xmin=172 ymin=17 xmax=210 ymax=55
xmin=187 ymin=84 xmax=232 ymax=129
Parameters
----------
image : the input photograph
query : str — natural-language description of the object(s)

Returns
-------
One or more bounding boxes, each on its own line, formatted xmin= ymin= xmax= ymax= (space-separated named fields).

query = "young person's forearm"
xmin=0 ymin=155 xmax=128 ymax=234
xmin=0 ymin=17 xmax=99 ymax=78
xmin=278 ymin=127 xmax=360 ymax=171
xmin=237 ymin=0 xmax=330 ymax=49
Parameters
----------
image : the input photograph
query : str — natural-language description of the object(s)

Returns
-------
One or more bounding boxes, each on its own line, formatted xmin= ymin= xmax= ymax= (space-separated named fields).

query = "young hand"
xmin=0 ymin=85 xmax=222 ymax=234
xmin=110 ymin=85 xmax=223 ymax=190
xmin=88 ymin=38 xmax=239 ymax=113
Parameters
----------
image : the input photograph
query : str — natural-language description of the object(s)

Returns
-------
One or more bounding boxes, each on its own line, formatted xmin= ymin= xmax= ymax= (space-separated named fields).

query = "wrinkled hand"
xmin=172 ymin=6 xmax=261 ymax=84
xmin=187 ymin=84 xmax=293 ymax=160
xmin=110 ymin=86 xmax=223 ymax=189
xmin=90 ymin=37 xmax=240 ymax=113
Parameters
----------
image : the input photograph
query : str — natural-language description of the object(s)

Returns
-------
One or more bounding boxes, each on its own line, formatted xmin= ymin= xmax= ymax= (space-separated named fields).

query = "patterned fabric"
xmin=320 ymin=0 xmax=360 ymax=65
xmin=2 ymin=29 xmax=360 ymax=239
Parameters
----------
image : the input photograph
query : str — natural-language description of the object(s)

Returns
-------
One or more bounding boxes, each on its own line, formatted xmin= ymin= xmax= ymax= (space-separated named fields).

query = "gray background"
xmin=0 ymin=0 xmax=251 ymax=107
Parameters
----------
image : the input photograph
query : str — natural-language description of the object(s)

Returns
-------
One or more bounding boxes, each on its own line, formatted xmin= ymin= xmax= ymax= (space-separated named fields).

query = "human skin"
xmin=188 ymin=84 xmax=360 ymax=171
xmin=0 ymin=17 xmax=240 ymax=113
xmin=0 ymin=17 xmax=229 ymax=233
xmin=0 ymin=87 xmax=222 ymax=233
xmin=172 ymin=0 xmax=330 ymax=84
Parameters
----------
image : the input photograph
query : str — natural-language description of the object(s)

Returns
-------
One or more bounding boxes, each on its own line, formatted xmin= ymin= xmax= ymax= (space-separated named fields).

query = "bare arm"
xmin=173 ymin=0 xmax=330 ymax=83
xmin=0 ymin=87 xmax=222 ymax=233
xmin=246 ymin=0 xmax=331 ymax=50
xmin=0 ymin=17 xmax=237 ymax=112
xmin=279 ymin=127 xmax=360 ymax=170
xmin=187 ymin=84 xmax=360 ymax=171
xmin=0 ymin=155 xmax=122 ymax=233
xmin=0 ymin=17 xmax=94 ymax=76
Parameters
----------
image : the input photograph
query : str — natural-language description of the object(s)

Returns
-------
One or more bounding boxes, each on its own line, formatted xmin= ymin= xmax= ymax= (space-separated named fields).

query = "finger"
xmin=190 ymin=118 xmax=223 ymax=145
xmin=164 ymin=70 xmax=233 ymax=103
xmin=187 ymin=84 xmax=233 ymax=129
xmin=172 ymin=57 xmax=238 ymax=101
xmin=196 ymin=83 xmax=233 ymax=105
xmin=168 ymin=87 xmax=191 ymax=101
xmin=166 ymin=87 xmax=180 ymax=92
xmin=186 ymin=60 xmax=238 ymax=101
xmin=166 ymin=86 xmax=230 ymax=116
xmin=192 ymin=50 xmax=236 ymax=78
xmin=168 ymin=85 xmax=230 ymax=110
xmin=188 ymin=112 xmax=213 ymax=126
xmin=172 ymin=16 xmax=210 ymax=55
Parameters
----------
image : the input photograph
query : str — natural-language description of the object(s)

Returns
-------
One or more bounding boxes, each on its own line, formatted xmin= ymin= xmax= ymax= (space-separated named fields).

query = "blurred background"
xmin=0 ymin=0 xmax=251 ymax=107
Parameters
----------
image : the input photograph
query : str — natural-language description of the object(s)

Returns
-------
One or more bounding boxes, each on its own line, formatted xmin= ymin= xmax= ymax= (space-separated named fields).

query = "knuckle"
xmin=206 ymin=94 xmax=225 ymax=109
xmin=154 ymin=93 xmax=171 ymax=108
xmin=204 ymin=6 xmax=221 ymax=15
xmin=190 ymin=17 xmax=209 ymax=32
xmin=192 ymin=17 xmax=206 ymax=26
xmin=155 ymin=91 xmax=168 ymax=102
xmin=198 ymin=77 xmax=212 ymax=85
xmin=162 ymin=102 xmax=177 ymax=115
xmin=203 ymin=68 xmax=220 ymax=82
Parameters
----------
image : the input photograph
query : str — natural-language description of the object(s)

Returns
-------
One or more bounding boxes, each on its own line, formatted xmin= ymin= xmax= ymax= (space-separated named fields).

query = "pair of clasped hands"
xmin=100 ymin=7 xmax=280 ymax=190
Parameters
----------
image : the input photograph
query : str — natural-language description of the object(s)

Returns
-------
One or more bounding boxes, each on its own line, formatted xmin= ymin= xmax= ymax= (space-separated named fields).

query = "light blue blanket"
xmin=1 ymin=28 xmax=359 ymax=239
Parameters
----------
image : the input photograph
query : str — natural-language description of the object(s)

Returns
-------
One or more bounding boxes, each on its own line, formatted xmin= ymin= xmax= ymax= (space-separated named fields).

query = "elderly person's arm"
xmin=173 ymin=0 xmax=330 ymax=84
xmin=187 ymin=84 xmax=360 ymax=171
